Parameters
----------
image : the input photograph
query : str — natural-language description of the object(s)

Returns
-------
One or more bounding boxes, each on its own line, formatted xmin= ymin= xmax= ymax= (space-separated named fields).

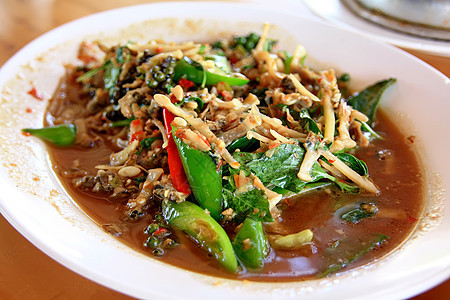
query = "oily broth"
xmin=48 ymin=108 xmax=424 ymax=281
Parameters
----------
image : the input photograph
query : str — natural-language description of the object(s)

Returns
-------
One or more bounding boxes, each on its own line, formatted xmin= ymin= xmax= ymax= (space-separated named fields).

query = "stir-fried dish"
xmin=23 ymin=24 xmax=423 ymax=280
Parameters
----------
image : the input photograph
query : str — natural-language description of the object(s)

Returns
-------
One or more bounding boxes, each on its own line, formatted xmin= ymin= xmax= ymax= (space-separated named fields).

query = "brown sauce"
xmin=48 ymin=110 xmax=424 ymax=281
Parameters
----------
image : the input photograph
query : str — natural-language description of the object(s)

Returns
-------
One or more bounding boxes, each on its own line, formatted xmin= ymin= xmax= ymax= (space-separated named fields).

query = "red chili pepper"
xmin=163 ymin=108 xmax=191 ymax=194
xmin=25 ymin=108 xmax=33 ymax=113
xmin=130 ymin=119 xmax=143 ymax=128
xmin=27 ymin=87 xmax=44 ymax=100
xmin=170 ymin=94 xmax=179 ymax=103
xmin=178 ymin=78 xmax=195 ymax=89
xmin=131 ymin=130 xmax=145 ymax=142
xmin=220 ymin=90 xmax=233 ymax=101
xmin=268 ymin=142 xmax=281 ymax=150
xmin=408 ymin=216 xmax=418 ymax=223
xmin=153 ymin=227 xmax=168 ymax=236
xmin=216 ymin=158 xmax=223 ymax=172
xmin=156 ymin=46 xmax=163 ymax=54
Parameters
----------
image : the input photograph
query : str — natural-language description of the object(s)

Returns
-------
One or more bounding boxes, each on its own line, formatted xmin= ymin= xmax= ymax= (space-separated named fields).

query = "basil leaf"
xmin=347 ymin=78 xmax=396 ymax=125
xmin=222 ymin=188 xmax=273 ymax=222
xmin=299 ymin=109 xmax=323 ymax=136
xmin=104 ymin=60 xmax=121 ymax=92
xmin=320 ymin=234 xmax=388 ymax=277
xmin=334 ymin=152 xmax=368 ymax=176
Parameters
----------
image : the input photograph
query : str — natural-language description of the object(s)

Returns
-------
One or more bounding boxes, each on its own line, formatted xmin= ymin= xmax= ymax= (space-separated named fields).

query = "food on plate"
xmin=23 ymin=24 xmax=423 ymax=280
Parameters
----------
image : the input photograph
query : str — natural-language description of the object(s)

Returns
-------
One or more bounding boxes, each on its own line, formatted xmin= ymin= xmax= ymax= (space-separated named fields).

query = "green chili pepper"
xmin=162 ymin=200 xmax=238 ymax=273
xmin=173 ymin=57 xmax=249 ymax=87
xmin=22 ymin=124 xmax=77 ymax=146
xmin=232 ymin=217 xmax=268 ymax=269
xmin=172 ymin=126 xmax=223 ymax=221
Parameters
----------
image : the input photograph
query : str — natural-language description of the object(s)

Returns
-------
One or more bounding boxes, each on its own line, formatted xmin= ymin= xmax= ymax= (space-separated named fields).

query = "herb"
xmin=338 ymin=73 xmax=351 ymax=82
xmin=103 ymin=60 xmax=121 ymax=97
xmin=360 ymin=120 xmax=383 ymax=140
xmin=320 ymin=234 xmax=388 ymax=277
xmin=341 ymin=203 xmax=378 ymax=223
xmin=76 ymin=67 xmax=103 ymax=82
xmin=174 ymin=96 xmax=204 ymax=110
xmin=136 ymin=137 xmax=160 ymax=155
xmin=227 ymin=135 xmax=259 ymax=153
xmin=347 ymin=78 xmax=396 ymax=125
xmin=110 ymin=117 xmax=135 ymax=127
xmin=299 ymin=109 xmax=323 ymax=136
xmin=282 ymin=51 xmax=293 ymax=74
xmin=233 ymin=143 xmax=360 ymax=194
xmin=334 ymin=152 xmax=368 ymax=176
xmin=222 ymin=188 xmax=273 ymax=222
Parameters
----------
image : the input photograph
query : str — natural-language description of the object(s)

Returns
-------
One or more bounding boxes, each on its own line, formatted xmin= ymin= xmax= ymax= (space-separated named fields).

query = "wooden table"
xmin=0 ymin=0 xmax=449 ymax=299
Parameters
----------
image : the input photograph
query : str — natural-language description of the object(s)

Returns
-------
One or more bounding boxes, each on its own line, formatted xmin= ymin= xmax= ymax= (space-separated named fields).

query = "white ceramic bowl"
xmin=0 ymin=2 xmax=449 ymax=299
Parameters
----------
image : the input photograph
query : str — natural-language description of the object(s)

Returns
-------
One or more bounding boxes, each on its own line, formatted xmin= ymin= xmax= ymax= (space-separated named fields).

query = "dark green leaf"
xmin=320 ymin=233 xmax=388 ymax=277
xmin=299 ymin=109 xmax=323 ymax=136
xmin=334 ymin=152 xmax=368 ymax=176
xmin=227 ymin=135 xmax=259 ymax=153
xmin=347 ymin=78 xmax=396 ymax=125
xmin=341 ymin=202 xmax=378 ymax=223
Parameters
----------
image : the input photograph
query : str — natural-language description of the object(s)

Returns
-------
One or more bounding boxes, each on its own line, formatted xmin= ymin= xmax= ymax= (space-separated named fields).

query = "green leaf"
xmin=334 ymin=152 xmax=368 ymax=176
xmin=299 ymin=109 xmax=323 ymax=136
xmin=347 ymin=78 xmax=396 ymax=125
xmin=320 ymin=233 xmax=388 ymax=277
xmin=233 ymin=144 xmax=360 ymax=194
xmin=174 ymin=96 xmax=204 ymax=110
xmin=104 ymin=60 xmax=121 ymax=92
xmin=222 ymin=188 xmax=273 ymax=222
xmin=341 ymin=202 xmax=378 ymax=223
xmin=136 ymin=137 xmax=160 ymax=155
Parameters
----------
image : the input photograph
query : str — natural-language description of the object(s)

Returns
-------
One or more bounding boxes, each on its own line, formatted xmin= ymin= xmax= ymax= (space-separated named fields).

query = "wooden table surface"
xmin=0 ymin=0 xmax=449 ymax=299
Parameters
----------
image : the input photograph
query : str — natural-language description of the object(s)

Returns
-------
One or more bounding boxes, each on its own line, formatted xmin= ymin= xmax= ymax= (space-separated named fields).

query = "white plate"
xmin=0 ymin=2 xmax=449 ymax=299
xmin=303 ymin=0 xmax=450 ymax=57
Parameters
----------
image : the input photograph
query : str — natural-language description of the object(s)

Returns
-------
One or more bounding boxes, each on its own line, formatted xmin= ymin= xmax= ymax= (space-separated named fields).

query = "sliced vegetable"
xmin=320 ymin=233 xmax=388 ymax=277
xmin=162 ymin=109 xmax=191 ymax=194
xmin=204 ymin=54 xmax=232 ymax=74
xmin=268 ymin=229 xmax=313 ymax=250
xmin=232 ymin=217 xmax=268 ymax=269
xmin=172 ymin=126 xmax=223 ymax=220
xmin=22 ymin=124 xmax=77 ymax=146
xmin=173 ymin=57 xmax=249 ymax=87
xmin=162 ymin=200 xmax=238 ymax=273
xmin=347 ymin=78 xmax=396 ymax=125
